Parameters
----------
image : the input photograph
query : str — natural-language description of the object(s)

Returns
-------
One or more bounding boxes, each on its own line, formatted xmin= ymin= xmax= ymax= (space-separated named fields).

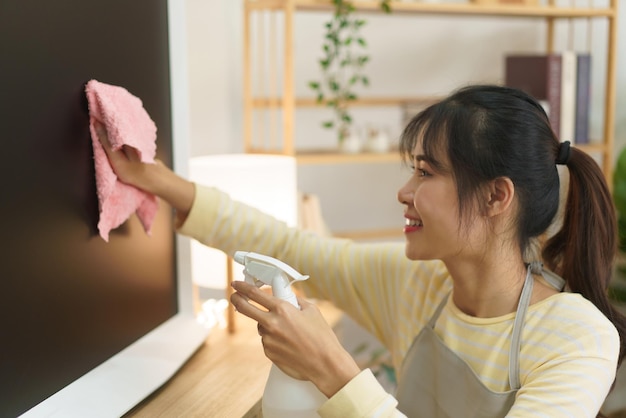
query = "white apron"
xmin=395 ymin=263 xmax=564 ymax=417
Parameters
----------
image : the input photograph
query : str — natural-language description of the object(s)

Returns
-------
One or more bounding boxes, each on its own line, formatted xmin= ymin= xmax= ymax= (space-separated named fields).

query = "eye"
xmin=416 ymin=162 xmax=432 ymax=177
xmin=409 ymin=157 xmax=433 ymax=177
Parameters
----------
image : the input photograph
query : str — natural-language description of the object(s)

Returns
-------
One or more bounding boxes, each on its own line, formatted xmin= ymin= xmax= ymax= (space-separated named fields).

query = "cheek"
xmin=415 ymin=185 xmax=456 ymax=216
xmin=421 ymin=190 xmax=462 ymax=235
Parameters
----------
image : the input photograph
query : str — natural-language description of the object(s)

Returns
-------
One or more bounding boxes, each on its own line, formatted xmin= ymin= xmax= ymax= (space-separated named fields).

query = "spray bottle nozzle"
xmin=233 ymin=251 xmax=308 ymax=308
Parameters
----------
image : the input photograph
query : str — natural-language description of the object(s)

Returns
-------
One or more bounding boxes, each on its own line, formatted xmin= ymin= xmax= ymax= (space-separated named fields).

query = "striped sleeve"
xmin=178 ymin=185 xmax=432 ymax=350
xmin=318 ymin=369 xmax=406 ymax=418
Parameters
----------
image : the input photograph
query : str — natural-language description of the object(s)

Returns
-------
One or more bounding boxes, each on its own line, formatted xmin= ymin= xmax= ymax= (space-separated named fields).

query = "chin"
xmin=405 ymin=245 xmax=438 ymax=262
xmin=405 ymin=247 xmax=422 ymax=261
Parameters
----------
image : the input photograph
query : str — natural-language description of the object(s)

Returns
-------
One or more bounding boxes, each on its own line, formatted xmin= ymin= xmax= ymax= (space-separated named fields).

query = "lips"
xmin=404 ymin=216 xmax=422 ymax=233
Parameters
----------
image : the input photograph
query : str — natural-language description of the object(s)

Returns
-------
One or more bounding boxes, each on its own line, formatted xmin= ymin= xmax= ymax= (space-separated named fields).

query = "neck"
xmin=444 ymin=252 xmax=527 ymax=318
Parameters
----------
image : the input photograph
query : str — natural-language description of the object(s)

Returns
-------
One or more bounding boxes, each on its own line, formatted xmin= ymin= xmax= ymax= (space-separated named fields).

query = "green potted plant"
xmin=308 ymin=0 xmax=391 ymax=146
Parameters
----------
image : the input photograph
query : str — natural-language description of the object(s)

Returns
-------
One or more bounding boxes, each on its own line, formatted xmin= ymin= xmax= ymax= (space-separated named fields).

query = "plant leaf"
xmin=380 ymin=1 xmax=392 ymax=14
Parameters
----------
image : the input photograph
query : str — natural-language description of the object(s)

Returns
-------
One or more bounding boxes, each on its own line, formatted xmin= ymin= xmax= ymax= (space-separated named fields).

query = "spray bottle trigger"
xmin=244 ymin=271 xmax=264 ymax=287
xmin=285 ymin=274 xmax=309 ymax=287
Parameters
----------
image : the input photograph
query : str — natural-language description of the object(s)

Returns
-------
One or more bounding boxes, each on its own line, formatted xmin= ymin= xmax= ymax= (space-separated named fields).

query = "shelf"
xmin=576 ymin=142 xmax=608 ymax=155
xmin=249 ymin=143 xmax=605 ymax=165
xmin=252 ymin=96 xmax=441 ymax=108
xmin=246 ymin=0 xmax=615 ymax=19
xmin=297 ymin=149 xmax=401 ymax=165
xmin=246 ymin=147 xmax=402 ymax=164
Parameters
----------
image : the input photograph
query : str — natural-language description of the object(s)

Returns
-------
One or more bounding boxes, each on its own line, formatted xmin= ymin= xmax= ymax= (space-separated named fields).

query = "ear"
xmin=485 ymin=177 xmax=515 ymax=217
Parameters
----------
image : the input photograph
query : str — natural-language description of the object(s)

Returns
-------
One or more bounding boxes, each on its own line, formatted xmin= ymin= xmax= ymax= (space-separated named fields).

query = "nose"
xmin=397 ymin=178 xmax=414 ymax=206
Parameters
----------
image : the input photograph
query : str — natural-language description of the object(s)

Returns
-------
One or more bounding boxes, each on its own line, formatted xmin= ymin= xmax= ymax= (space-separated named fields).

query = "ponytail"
xmin=543 ymin=147 xmax=626 ymax=366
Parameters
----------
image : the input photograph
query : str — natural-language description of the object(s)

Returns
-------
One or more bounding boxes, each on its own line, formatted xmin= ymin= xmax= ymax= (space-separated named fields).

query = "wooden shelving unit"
xmin=245 ymin=0 xmax=614 ymax=17
xmin=243 ymin=0 xmax=618 ymax=179
xmin=243 ymin=0 xmax=618 ymax=239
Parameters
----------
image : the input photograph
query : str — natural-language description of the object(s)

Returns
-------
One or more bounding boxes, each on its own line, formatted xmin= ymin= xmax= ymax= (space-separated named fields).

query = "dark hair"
xmin=399 ymin=84 xmax=626 ymax=370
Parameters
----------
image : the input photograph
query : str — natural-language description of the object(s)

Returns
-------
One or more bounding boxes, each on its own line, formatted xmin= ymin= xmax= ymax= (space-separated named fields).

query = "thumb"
xmin=93 ymin=120 xmax=112 ymax=150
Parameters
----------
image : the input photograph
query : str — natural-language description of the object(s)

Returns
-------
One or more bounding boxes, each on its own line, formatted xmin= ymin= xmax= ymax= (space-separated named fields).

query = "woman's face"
xmin=397 ymin=141 xmax=475 ymax=262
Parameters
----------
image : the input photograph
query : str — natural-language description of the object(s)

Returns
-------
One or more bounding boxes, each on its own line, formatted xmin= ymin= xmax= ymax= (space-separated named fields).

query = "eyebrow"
xmin=413 ymin=154 xmax=434 ymax=164
xmin=413 ymin=154 xmax=448 ymax=173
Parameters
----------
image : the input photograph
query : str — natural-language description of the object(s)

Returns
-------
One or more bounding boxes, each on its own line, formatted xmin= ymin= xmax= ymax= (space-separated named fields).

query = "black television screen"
xmin=0 ymin=1 xmax=206 ymax=416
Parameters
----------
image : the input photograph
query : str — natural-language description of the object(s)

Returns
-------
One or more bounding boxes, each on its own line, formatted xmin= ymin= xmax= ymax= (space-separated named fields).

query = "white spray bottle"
xmin=234 ymin=251 xmax=327 ymax=418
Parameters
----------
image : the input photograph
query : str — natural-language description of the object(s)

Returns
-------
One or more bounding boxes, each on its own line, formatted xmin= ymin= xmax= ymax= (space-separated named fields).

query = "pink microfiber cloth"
xmin=85 ymin=79 xmax=159 ymax=242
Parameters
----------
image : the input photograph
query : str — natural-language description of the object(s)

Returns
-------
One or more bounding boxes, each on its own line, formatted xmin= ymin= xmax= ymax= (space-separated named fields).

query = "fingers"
xmin=230 ymin=283 xmax=271 ymax=323
xmin=93 ymin=120 xmax=110 ymax=148
xmin=231 ymin=280 xmax=278 ymax=311
xmin=231 ymin=280 xmax=302 ymax=329
xmin=121 ymin=144 xmax=142 ymax=162
xmin=93 ymin=121 xmax=118 ymax=164
xmin=93 ymin=120 xmax=141 ymax=164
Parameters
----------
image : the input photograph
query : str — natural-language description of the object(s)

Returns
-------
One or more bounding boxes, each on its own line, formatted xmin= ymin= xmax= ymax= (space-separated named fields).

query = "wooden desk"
xmin=124 ymin=301 xmax=343 ymax=418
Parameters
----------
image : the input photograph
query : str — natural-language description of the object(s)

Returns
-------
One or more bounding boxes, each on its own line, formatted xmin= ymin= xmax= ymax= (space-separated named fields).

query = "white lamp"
xmin=189 ymin=154 xmax=298 ymax=332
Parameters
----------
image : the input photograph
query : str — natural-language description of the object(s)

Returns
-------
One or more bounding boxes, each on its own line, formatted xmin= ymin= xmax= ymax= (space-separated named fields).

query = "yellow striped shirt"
xmin=180 ymin=185 xmax=620 ymax=417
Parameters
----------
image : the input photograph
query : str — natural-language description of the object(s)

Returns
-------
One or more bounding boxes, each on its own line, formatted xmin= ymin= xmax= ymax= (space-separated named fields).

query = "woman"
xmin=98 ymin=85 xmax=625 ymax=417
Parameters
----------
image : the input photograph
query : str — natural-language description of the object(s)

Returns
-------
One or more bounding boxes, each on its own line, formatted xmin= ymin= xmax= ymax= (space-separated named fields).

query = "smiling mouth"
xmin=405 ymin=218 xmax=423 ymax=227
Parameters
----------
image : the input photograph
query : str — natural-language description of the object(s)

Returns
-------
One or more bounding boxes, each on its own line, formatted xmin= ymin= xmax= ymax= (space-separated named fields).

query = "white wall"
xmin=185 ymin=0 xmax=243 ymax=156
xmin=183 ymin=0 xmax=626 ymax=234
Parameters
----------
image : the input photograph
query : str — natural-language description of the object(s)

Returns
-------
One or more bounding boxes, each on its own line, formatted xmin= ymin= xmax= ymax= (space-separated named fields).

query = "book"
xmin=574 ymin=53 xmax=591 ymax=144
xmin=559 ymin=51 xmax=577 ymax=143
xmin=471 ymin=0 xmax=539 ymax=4
xmin=505 ymin=54 xmax=562 ymax=138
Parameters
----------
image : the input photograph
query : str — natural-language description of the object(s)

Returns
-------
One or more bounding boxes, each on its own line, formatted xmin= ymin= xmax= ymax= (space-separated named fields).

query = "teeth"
xmin=406 ymin=219 xmax=422 ymax=227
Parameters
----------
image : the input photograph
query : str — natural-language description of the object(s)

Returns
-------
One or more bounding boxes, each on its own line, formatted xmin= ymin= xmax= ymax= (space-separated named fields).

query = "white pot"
xmin=339 ymin=128 xmax=362 ymax=154
xmin=365 ymin=128 xmax=390 ymax=153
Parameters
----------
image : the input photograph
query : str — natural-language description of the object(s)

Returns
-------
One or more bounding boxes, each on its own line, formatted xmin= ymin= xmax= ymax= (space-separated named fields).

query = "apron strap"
xmin=427 ymin=292 xmax=450 ymax=329
xmin=541 ymin=266 xmax=567 ymax=291
xmin=508 ymin=262 xmax=538 ymax=390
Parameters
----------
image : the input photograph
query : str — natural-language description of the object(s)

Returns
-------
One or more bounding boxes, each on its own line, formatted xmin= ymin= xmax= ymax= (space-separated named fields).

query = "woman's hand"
xmin=230 ymin=280 xmax=361 ymax=398
xmin=94 ymin=121 xmax=196 ymax=223
xmin=94 ymin=121 xmax=160 ymax=192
